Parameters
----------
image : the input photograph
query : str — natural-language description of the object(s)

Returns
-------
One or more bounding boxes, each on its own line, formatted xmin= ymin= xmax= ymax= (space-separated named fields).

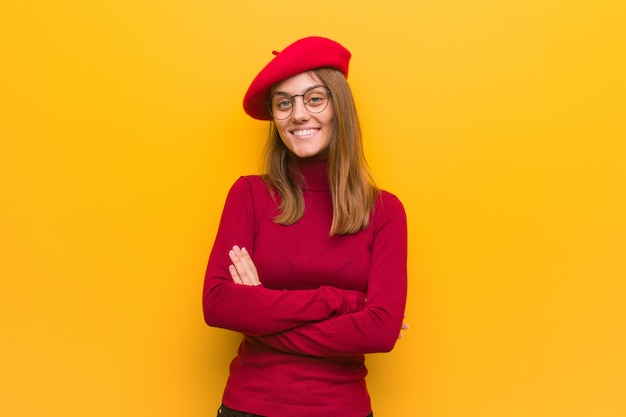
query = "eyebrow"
xmin=271 ymin=84 xmax=327 ymax=97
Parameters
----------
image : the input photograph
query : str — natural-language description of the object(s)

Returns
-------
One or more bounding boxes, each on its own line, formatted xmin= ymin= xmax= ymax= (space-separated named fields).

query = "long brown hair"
xmin=262 ymin=68 xmax=378 ymax=236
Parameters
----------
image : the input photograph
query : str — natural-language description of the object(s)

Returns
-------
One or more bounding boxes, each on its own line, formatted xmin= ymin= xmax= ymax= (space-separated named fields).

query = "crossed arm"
xmin=227 ymin=245 xmax=409 ymax=342
xmin=203 ymin=178 xmax=408 ymax=357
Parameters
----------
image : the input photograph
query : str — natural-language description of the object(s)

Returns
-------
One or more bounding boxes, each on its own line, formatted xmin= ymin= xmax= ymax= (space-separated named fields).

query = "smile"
xmin=293 ymin=129 xmax=319 ymax=137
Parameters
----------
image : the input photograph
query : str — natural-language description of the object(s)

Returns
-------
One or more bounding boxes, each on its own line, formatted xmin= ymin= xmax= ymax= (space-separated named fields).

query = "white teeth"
xmin=293 ymin=129 xmax=318 ymax=137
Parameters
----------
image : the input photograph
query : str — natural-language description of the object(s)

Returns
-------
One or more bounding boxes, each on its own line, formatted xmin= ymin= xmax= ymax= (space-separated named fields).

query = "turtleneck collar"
xmin=290 ymin=153 xmax=330 ymax=192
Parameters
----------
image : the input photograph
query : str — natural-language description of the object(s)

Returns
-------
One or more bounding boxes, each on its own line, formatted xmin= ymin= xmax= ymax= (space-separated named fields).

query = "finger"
xmin=230 ymin=246 xmax=260 ymax=286
xmin=232 ymin=246 xmax=254 ymax=285
xmin=398 ymin=318 xmax=410 ymax=339
xmin=240 ymin=247 xmax=260 ymax=285
xmin=228 ymin=264 xmax=243 ymax=285
xmin=229 ymin=248 xmax=250 ymax=284
xmin=240 ymin=247 xmax=257 ymax=273
xmin=234 ymin=246 xmax=257 ymax=283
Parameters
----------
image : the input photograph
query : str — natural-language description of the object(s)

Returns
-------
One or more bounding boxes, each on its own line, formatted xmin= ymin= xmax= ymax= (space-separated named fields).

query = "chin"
xmin=289 ymin=146 xmax=319 ymax=158
xmin=290 ymin=142 xmax=330 ymax=158
xmin=297 ymin=150 xmax=323 ymax=158
xmin=293 ymin=153 xmax=314 ymax=158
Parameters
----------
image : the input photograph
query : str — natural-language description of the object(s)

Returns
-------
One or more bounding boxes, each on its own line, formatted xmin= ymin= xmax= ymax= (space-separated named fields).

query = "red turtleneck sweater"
xmin=203 ymin=156 xmax=407 ymax=417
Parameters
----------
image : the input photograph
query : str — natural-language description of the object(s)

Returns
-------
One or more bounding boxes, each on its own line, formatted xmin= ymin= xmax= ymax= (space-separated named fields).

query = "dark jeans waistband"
xmin=218 ymin=403 xmax=373 ymax=417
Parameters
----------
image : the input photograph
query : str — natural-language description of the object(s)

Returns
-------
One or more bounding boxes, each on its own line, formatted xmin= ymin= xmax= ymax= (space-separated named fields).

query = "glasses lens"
xmin=270 ymin=94 xmax=294 ymax=120
xmin=269 ymin=87 xmax=331 ymax=120
xmin=303 ymin=87 xmax=330 ymax=113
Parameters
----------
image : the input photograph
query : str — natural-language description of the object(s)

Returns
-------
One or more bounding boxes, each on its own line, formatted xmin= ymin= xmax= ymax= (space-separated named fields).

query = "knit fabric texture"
xmin=203 ymin=155 xmax=407 ymax=417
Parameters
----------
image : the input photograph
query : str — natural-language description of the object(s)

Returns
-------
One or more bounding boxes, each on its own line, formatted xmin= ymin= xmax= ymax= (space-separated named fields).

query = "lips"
xmin=292 ymin=128 xmax=319 ymax=137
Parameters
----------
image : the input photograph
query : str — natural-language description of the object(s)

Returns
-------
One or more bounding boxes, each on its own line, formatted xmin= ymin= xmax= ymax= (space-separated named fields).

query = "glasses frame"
xmin=267 ymin=85 xmax=332 ymax=120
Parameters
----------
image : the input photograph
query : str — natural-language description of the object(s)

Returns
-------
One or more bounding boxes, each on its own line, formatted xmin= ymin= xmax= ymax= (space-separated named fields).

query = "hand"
xmin=228 ymin=245 xmax=262 ymax=286
xmin=398 ymin=314 xmax=410 ymax=339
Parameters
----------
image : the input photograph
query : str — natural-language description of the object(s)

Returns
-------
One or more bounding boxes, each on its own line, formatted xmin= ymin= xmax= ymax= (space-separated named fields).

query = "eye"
xmin=304 ymin=89 xmax=328 ymax=107
xmin=272 ymin=95 xmax=293 ymax=110
xmin=276 ymin=100 xmax=292 ymax=109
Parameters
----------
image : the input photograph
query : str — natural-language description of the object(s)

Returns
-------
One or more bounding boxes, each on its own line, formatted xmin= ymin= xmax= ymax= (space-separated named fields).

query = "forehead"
xmin=270 ymin=72 xmax=322 ymax=95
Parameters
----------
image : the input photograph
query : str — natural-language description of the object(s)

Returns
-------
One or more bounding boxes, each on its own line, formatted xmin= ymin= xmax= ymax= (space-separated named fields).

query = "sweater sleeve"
xmin=251 ymin=193 xmax=408 ymax=357
xmin=202 ymin=177 xmax=367 ymax=336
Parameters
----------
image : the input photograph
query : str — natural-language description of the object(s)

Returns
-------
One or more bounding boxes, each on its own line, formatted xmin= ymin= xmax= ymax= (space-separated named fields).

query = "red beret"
xmin=243 ymin=37 xmax=351 ymax=120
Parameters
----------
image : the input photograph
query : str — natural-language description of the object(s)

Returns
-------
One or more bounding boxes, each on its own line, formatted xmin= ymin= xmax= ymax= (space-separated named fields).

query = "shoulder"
xmin=220 ymin=176 xmax=274 ymax=223
xmin=228 ymin=175 xmax=268 ymax=195
xmin=370 ymin=189 xmax=407 ymax=230
xmin=374 ymin=189 xmax=406 ymax=214
xmin=225 ymin=175 xmax=275 ymax=207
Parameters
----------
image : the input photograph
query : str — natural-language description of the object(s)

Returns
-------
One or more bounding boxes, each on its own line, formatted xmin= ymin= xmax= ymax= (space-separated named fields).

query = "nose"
xmin=290 ymin=96 xmax=309 ymax=121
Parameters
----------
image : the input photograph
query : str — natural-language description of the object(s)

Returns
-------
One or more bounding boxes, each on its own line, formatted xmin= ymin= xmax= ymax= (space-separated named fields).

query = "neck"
xmin=290 ymin=153 xmax=330 ymax=192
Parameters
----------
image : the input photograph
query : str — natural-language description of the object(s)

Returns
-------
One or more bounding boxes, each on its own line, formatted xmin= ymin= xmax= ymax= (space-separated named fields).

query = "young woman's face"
xmin=270 ymin=72 xmax=334 ymax=158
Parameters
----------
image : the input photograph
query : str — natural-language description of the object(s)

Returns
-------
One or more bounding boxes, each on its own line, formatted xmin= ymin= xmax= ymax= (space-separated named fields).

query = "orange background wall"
xmin=1 ymin=1 xmax=624 ymax=416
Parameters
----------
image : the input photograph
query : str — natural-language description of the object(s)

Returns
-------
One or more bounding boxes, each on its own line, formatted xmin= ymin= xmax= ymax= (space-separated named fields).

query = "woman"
xmin=203 ymin=36 xmax=408 ymax=417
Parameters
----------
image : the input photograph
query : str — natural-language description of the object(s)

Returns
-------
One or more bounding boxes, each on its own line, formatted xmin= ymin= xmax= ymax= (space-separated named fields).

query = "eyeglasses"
xmin=267 ymin=85 xmax=331 ymax=120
